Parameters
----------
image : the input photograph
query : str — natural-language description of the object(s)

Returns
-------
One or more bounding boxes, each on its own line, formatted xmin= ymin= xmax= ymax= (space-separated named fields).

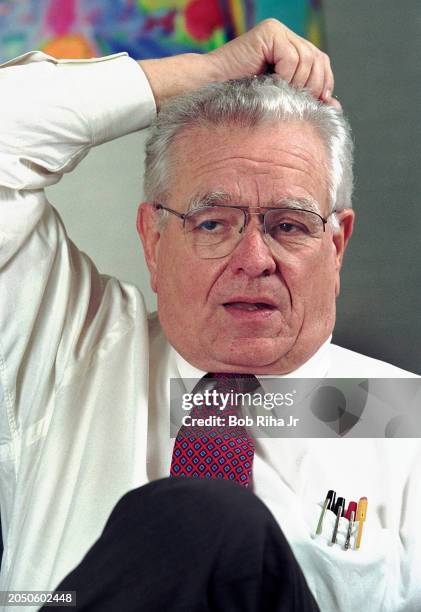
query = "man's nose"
xmin=227 ymin=221 xmax=277 ymax=278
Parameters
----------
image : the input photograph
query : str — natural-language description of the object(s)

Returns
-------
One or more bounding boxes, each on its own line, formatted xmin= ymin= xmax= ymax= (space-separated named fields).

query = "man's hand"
xmin=139 ymin=19 xmax=340 ymax=111
xmin=209 ymin=19 xmax=336 ymax=104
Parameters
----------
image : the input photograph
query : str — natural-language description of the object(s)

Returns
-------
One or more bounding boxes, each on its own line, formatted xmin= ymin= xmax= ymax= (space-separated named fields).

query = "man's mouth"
xmin=223 ymin=301 xmax=276 ymax=311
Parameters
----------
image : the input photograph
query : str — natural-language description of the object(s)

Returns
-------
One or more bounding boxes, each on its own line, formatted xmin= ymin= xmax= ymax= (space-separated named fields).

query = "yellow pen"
xmin=355 ymin=496 xmax=368 ymax=549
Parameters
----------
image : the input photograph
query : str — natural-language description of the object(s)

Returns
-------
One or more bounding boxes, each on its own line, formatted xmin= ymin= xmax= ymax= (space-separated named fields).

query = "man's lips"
xmin=224 ymin=301 xmax=274 ymax=311
xmin=222 ymin=297 xmax=278 ymax=313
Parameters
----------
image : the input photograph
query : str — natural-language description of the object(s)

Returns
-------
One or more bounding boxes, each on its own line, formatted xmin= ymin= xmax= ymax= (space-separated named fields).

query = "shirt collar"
xmin=174 ymin=335 xmax=332 ymax=392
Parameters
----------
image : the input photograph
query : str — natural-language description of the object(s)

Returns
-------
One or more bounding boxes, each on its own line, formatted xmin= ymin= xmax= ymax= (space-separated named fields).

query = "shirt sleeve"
xmin=0 ymin=52 xmax=156 ymax=462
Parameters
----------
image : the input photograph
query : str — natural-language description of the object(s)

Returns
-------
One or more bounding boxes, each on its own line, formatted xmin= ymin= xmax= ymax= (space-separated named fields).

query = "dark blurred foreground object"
xmin=43 ymin=477 xmax=320 ymax=611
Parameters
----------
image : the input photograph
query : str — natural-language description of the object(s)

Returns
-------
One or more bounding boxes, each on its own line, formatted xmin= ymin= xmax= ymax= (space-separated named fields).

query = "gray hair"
xmin=144 ymin=75 xmax=354 ymax=230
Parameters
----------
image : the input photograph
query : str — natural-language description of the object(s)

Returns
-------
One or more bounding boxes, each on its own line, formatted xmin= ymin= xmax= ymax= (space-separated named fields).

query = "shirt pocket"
xmin=292 ymin=502 xmax=400 ymax=612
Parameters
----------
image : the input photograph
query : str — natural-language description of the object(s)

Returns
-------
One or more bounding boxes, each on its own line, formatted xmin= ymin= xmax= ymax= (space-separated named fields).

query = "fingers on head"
xmin=291 ymin=42 xmax=331 ymax=100
xmin=303 ymin=51 xmax=326 ymax=100
xmin=321 ymin=52 xmax=334 ymax=100
xmin=274 ymin=42 xmax=300 ymax=83
xmin=285 ymin=44 xmax=335 ymax=104
xmin=290 ymin=40 xmax=315 ymax=88
xmin=259 ymin=21 xmax=335 ymax=105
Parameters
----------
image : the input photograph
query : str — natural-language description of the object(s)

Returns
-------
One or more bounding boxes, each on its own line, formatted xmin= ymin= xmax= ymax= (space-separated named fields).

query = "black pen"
xmin=326 ymin=489 xmax=336 ymax=511
xmin=316 ymin=490 xmax=335 ymax=535
xmin=331 ymin=497 xmax=345 ymax=544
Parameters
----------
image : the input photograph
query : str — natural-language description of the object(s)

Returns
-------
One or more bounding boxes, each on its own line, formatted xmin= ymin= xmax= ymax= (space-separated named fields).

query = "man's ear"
xmin=332 ymin=209 xmax=355 ymax=297
xmin=136 ymin=202 xmax=161 ymax=293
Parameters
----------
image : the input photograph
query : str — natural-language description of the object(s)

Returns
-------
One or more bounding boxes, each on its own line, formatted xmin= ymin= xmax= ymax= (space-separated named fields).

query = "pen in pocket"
xmin=355 ymin=496 xmax=368 ymax=549
xmin=331 ymin=497 xmax=345 ymax=544
xmin=315 ymin=489 xmax=336 ymax=535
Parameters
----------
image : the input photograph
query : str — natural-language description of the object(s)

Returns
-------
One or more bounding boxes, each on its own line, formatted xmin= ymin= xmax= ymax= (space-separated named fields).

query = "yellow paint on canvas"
xmin=42 ymin=34 xmax=96 ymax=59
xmin=137 ymin=0 xmax=188 ymax=13
xmin=229 ymin=0 xmax=246 ymax=36
xmin=308 ymin=19 xmax=322 ymax=49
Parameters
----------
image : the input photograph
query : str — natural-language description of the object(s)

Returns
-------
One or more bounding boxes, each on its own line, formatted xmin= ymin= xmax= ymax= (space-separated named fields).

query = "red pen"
xmin=345 ymin=501 xmax=357 ymax=521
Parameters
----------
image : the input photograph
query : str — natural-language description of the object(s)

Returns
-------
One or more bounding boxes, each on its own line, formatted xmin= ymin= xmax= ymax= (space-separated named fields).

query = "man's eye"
xmin=279 ymin=222 xmax=295 ymax=232
xmin=277 ymin=222 xmax=304 ymax=233
xmin=197 ymin=220 xmax=222 ymax=231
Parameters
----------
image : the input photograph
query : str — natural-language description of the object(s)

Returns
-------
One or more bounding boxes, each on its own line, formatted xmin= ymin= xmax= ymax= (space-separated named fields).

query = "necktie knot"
xmin=205 ymin=372 xmax=260 ymax=393
xmin=189 ymin=373 xmax=260 ymax=420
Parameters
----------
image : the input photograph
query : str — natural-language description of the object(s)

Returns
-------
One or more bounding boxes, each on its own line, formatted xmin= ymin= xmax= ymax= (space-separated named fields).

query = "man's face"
xmin=138 ymin=122 xmax=354 ymax=374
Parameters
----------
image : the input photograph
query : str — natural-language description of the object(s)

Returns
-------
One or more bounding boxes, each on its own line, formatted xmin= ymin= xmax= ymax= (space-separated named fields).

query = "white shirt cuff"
xmin=56 ymin=53 xmax=157 ymax=145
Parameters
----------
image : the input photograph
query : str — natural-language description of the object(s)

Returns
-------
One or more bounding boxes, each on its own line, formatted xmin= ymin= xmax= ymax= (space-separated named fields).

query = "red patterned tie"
xmin=170 ymin=373 xmax=259 ymax=487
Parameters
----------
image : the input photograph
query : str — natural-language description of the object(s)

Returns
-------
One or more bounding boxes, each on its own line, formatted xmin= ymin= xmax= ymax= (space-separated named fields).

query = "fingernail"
xmin=323 ymin=88 xmax=331 ymax=101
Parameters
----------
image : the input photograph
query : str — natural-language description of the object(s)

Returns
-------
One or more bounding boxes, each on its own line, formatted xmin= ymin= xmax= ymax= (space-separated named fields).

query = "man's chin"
xmin=210 ymin=337 xmax=295 ymax=372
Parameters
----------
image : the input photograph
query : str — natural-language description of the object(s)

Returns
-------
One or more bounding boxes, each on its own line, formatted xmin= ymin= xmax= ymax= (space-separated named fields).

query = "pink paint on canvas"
xmin=45 ymin=0 xmax=76 ymax=36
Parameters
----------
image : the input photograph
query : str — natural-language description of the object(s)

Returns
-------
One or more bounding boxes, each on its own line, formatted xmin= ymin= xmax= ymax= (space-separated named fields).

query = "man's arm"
xmin=0 ymin=56 xmax=155 ymax=460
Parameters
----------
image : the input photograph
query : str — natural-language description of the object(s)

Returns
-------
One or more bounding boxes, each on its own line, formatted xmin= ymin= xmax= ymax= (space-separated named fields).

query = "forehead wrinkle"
xmin=191 ymin=151 xmax=322 ymax=176
xmin=183 ymin=164 xmax=325 ymax=207
xmin=173 ymin=122 xmax=327 ymax=180
xmin=185 ymin=156 xmax=324 ymax=202
xmin=186 ymin=128 xmax=325 ymax=162
xmin=186 ymin=157 xmax=326 ymax=203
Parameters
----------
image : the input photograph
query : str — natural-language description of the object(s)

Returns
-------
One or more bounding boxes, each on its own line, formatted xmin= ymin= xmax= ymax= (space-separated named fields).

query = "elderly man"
xmin=139 ymin=76 xmax=354 ymax=377
xmin=1 ymin=17 xmax=419 ymax=612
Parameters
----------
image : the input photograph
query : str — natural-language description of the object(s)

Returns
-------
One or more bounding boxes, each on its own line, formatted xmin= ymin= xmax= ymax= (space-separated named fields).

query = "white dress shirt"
xmin=0 ymin=52 xmax=420 ymax=612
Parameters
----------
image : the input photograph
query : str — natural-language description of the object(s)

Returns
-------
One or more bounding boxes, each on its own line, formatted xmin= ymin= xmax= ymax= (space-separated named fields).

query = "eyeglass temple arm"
xmin=154 ymin=203 xmax=186 ymax=220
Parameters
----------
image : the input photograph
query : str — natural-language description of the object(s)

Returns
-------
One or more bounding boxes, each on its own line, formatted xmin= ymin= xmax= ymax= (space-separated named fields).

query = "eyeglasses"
xmin=154 ymin=203 xmax=333 ymax=260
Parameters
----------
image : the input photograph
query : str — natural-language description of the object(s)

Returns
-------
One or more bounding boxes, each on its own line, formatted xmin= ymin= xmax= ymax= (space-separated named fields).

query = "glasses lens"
xmin=264 ymin=209 xmax=324 ymax=249
xmin=184 ymin=206 xmax=244 ymax=258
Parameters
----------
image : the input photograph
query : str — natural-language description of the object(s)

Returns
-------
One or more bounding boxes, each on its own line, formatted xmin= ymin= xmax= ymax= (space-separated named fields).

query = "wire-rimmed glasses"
xmin=154 ymin=203 xmax=333 ymax=259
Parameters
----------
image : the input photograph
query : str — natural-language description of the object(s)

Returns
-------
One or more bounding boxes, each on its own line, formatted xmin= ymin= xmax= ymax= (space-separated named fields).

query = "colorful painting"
xmin=0 ymin=0 xmax=324 ymax=62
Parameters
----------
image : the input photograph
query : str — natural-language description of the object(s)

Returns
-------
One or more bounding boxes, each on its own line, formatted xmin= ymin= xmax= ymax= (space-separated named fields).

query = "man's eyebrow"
xmin=187 ymin=191 xmax=233 ymax=211
xmin=273 ymin=197 xmax=321 ymax=214
xmin=186 ymin=192 xmax=322 ymax=214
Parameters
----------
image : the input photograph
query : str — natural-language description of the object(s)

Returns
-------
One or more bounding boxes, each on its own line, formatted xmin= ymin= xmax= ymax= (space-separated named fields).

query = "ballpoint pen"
xmin=316 ymin=490 xmax=336 ymax=535
xmin=327 ymin=489 xmax=336 ymax=511
xmin=355 ymin=497 xmax=368 ymax=549
xmin=331 ymin=497 xmax=345 ymax=544
xmin=344 ymin=501 xmax=357 ymax=521
xmin=344 ymin=510 xmax=355 ymax=550
xmin=333 ymin=496 xmax=345 ymax=517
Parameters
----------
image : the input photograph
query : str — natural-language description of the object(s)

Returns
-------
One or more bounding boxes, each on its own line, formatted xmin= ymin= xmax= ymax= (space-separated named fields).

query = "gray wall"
xmin=49 ymin=1 xmax=421 ymax=374
xmin=324 ymin=0 xmax=421 ymax=374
